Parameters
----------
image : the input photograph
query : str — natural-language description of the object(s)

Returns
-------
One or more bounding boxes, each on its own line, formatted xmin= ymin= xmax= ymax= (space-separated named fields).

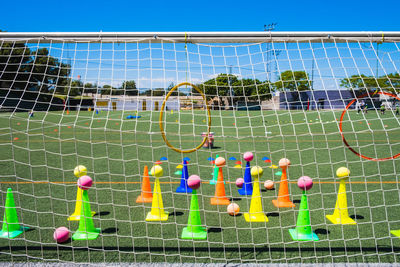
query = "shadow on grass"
xmin=94 ymin=211 xmax=110 ymax=217
xmin=261 ymin=188 xmax=276 ymax=192
xmin=102 ymin=227 xmax=118 ymax=234
xmin=169 ymin=211 xmax=184 ymax=217
xmin=293 ymin=199 xmax=301 ymax=204
xmin=1 ymin=245 xmax=398 ymax=253
xmin=350 ymin=214 xmax=364 ymax=220
xmin=314 ymin=228 xmax=330 ymax=235
xmin=231 ymin=197 xmax=242 ymax=201
xmin=207 ymin=227 xmax=222 ymax=233
xmin=266 ymin=212 xmax=279 ymax=217
xmin=203 ymin=146 xmax=222 ymax=150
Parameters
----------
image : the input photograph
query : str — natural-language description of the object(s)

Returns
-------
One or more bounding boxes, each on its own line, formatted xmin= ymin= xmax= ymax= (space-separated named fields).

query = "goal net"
xmin=0 ymin=32 xmax=400 ymax=264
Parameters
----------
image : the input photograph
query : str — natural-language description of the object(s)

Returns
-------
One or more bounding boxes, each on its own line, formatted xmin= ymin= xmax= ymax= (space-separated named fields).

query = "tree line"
xmin=1 ymin=37 xmax=399 ymax=100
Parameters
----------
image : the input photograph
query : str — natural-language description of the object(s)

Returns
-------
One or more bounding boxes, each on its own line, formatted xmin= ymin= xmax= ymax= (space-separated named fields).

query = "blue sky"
xmin=1 ymin=0 xmax=400 ymax=32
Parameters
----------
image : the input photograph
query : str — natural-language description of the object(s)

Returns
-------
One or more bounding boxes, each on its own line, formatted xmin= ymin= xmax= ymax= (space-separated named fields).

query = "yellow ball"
xmin=251 ymin=166 xmax=263 ymax=178
xmin=150 ymin=165 xmax=163 ymax=178
xmin=74 ymin=165 xmax=87 ymax=178
xmin=336 ymin=167 xmax=350 ymax=179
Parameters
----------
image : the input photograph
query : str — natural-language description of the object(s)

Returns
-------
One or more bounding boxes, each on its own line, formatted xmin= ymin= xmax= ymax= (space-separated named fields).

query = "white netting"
xmin=0 ymin=33 xmax=400 ymax=264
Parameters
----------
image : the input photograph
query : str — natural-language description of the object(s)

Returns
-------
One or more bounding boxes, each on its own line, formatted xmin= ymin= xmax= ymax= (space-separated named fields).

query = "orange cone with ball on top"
xmin=272 ymin=158 xmax=295 ymax=208
xmin=210 ymin=157 xmax=230 ymax=206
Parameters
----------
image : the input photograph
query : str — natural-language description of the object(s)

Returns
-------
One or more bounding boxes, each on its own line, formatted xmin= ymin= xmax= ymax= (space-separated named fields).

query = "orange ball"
xmin=264 ymin=180 xmax=274 ymax=190
xmin=227 ymin=203 xmax=240 ymax=216
xmin=215 ymin=157 xmax=226 ymax=167
xmin=279 ymin=158 xmax=291 ymax=168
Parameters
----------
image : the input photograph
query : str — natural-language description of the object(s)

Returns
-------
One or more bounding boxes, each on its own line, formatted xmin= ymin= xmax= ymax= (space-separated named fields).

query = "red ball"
xmin=297 ymin=176 xmax=313 ymax=191
xmin=187 ymin=175 xmax=201 ymax=190
xmin=77 ymin=175 xmax=93 ymax=190
xmin=236 ymin=178 xmax=244 ymax=188
xmin=53 ymin=227 xmax=70 ymax=243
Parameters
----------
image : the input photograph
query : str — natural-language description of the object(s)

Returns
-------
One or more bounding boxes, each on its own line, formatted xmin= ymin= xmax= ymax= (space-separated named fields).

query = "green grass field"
xmin=0 ymin=108 xmax=399 ymax=264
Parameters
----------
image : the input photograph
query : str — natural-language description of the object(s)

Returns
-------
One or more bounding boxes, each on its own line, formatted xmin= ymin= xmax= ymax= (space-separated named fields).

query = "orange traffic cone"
xmin=210 ymin=168 xmax=230 ymax=205
xmin=136 ymin=166 xmax=153 ymax=203
xmin=272 ymin=159 xmax=295 ymax=208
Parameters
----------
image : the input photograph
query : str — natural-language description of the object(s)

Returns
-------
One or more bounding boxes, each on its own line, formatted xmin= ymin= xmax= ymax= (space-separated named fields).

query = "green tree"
xmin=121 ymin=80 xmax=138 ymax=96
xmin=101 ymin=84 xmax=112 ymax=96
xmin=84 ymin=83 xmax=97 ymax=94
xmin=69 ymin=79 xmax=84 ymax=96
xmin=196 ymin=74 xmax=239 ymax=99
xmin=274 ymin=70 xmax=311 ymax=91
xmin=0 ymin=42 xmax=33 ymax=91
xmin=27 ymin=48 xmax=70 ymax=93
xmin=340 ymin=74 xmax=379 ymax=91
xmin=196 ymin=74 xmax=272 ymax=101
xmin=377 ymin=73 xmax=400 ymax=93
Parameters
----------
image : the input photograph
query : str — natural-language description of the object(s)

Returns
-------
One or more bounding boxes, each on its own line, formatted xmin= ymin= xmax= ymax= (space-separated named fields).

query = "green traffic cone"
xmin=72 ymin=189 xmax=100 ymax=241
xmin=288 ymin=191 xmax=319 ymax=241
xmin=209 ymin=165 xmax=219 ymax=185
xmin=181 ymin=189 xmax=207 ymax=239
xmin=0 ymin=188 xmax=29 ymax=239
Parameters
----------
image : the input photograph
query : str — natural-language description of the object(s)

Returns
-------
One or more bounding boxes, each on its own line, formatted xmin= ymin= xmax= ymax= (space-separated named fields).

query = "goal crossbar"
xmin=1 ymin=31 xmax=400 ymax=43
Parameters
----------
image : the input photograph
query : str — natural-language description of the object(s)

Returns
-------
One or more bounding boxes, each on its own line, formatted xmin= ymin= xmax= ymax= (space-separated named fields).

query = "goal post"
xmin=0 ymin=32 xmax=400 ymax=264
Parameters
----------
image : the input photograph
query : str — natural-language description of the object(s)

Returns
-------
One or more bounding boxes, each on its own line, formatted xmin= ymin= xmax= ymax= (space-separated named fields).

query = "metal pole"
xmin=1 ymin=32 xmax=400 ymax=43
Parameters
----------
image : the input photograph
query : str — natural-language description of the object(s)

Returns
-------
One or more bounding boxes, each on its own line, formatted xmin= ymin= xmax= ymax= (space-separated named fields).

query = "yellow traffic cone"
xmin=68 ymin=187 xmax=96 ymax=221
xmin=244 ymin=166 xmax=268 ymax=223
xmin=146 ymin=165 xmax=169 ymax=221
xmin=326 ymin=167 xmax=356 ymax=225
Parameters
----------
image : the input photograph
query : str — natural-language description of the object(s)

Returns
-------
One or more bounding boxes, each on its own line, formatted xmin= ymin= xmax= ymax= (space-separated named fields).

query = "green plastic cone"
xmin=0 ymin=188 xmax=29 ymax=239
xmin=72 ymin=189 xmax=100 ymax=241
xmin=288 ymin=191 xmax=319 ymax=241
xmin=181 ymin=189 xmax=207 ymax=239
xmin=209 ymin=154 xmax=219 ymax=185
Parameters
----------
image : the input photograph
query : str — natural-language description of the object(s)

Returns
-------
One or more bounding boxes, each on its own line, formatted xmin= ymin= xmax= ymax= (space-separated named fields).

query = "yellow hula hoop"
xmin=159 ymin=82 xmax=212 ymax=154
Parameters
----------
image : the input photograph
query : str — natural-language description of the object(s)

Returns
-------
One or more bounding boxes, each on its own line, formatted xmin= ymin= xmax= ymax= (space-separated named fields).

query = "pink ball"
xmin=297 ymin=176 xmax=313 ymax=191
xmin=236 ymin=178 xmax=244 ymax=188
xmin=215 ymin=157 xmax=226 ymax=167
xmin=227 ymin=203 xmax=240 ymax=216
xmin=187 ymin=175 xmax=201 ymax=190
xmin=243 ymin=152 xmax=254 ymax=162
xmin=77 ymin=175 xmax=93 ymax=190
xmin=53 ymin=227 xmax=70 ymax=243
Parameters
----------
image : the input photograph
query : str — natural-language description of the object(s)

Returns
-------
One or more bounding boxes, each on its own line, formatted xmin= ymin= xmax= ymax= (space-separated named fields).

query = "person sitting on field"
xmin=380 ymin=103 xmax=386 ymax=115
